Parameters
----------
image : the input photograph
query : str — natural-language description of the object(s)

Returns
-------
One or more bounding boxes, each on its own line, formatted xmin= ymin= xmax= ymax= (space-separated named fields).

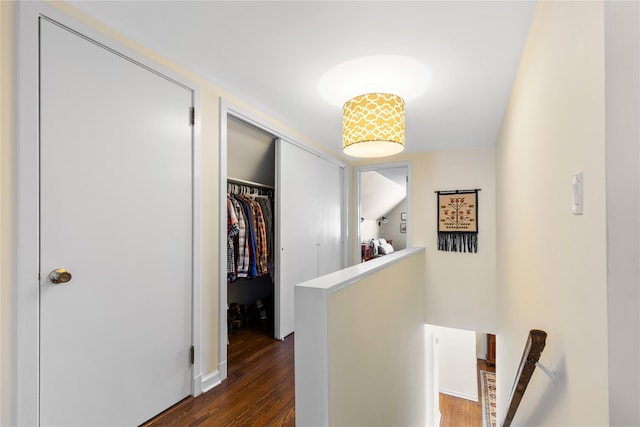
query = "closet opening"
xmin=220 ymin=100 xmax=347 ymax=389
xmin=226 ymin=117 xmax=277 ymax=343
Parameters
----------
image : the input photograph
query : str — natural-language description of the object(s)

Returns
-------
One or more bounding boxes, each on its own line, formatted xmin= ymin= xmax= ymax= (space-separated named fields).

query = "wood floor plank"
xmin=439 ymin=393 xmax=482 ymax=427
xmin=438 ymin=359 xmax=497 ymax=427
xmin=142 ymin=325 xmax=295 ymax=426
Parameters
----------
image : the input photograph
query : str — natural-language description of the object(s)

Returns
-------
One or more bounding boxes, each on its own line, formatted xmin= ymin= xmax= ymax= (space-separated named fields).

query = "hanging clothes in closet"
xmin=227 ymin=181 xmax=273 ymax=282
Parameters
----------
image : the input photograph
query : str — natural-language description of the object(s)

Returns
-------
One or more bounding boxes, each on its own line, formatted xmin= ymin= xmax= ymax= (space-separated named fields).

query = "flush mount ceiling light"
xmin=319 ymin=55 xmax=429 ymax=158
xmin=343 ymin=93 xmax=405 ymax=158
xmin=318 ymin=55 xmax=431 ymax=106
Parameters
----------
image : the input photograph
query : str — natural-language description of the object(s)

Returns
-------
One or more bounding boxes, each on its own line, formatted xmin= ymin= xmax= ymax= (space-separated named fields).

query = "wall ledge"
xmin=296 ymin=246 xmax=425 ymax=294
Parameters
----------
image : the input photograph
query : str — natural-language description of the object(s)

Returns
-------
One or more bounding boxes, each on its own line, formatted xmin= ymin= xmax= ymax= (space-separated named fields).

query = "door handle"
xmin=49 ymin=268 xmax=72 ymax=284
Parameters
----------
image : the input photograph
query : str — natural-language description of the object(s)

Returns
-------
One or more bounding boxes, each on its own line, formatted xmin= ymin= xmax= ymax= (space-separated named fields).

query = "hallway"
xmin=144 ymin=324 xmax=495 ymax=426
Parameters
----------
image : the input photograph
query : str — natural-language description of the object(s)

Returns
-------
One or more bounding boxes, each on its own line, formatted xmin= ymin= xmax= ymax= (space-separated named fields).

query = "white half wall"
xmin=295 ymin=248 xmax=427 ymax=427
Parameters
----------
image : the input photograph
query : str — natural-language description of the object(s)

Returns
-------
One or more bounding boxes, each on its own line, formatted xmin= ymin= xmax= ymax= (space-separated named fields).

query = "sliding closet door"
xmin=278 ymin=140 xmax=319 ymax=339
xmin=316 ymin=157 xmax=343 ymax=276
xmin=277 ymin=139 xmax=344 ymax=339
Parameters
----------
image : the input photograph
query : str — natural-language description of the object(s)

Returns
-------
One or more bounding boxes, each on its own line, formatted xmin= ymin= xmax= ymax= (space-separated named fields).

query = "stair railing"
xmin=502 ymin=329 xmax=548 ymax=427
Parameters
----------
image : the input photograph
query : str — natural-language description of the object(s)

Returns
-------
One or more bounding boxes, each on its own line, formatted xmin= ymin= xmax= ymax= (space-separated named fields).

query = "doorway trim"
xmin=354 ymin=162 xmax=413 ymax=262
xmin=15 ymin=2 xmax=202 ymax=423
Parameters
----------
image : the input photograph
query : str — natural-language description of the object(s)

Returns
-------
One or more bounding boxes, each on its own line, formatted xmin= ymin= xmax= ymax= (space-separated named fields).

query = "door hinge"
xmin=189 ymin=107 xmax=195 ymax=126
xmin=190 ymin=345 xmax=195 ymax=365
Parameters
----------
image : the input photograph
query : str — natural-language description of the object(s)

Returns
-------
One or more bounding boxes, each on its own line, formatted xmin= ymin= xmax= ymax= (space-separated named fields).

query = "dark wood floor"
xmin=438 ymin=359 xmax=496 ymax=427
xmin=143 ymin=326 xmax=494 ymax=427
xmin=142 ymin=324 xmax=295 ymax=427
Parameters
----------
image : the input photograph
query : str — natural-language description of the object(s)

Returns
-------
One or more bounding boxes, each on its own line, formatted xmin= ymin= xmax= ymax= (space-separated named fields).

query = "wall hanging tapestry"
xmin=436 ymin=189 xmax=479 ymax=253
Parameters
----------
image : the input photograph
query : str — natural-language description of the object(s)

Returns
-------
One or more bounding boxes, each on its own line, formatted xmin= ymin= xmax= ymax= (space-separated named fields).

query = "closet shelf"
xmin=228 ymin=177 xmax=274 ymax=190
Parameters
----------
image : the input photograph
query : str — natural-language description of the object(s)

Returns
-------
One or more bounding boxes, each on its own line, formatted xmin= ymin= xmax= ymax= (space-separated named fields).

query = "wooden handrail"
xmin=502 ymin=329 xmax=548 ymax=427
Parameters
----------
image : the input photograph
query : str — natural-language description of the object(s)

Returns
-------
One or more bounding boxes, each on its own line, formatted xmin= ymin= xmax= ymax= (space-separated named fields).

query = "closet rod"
xmin=227 ymin=177 xmax=274 ymax=190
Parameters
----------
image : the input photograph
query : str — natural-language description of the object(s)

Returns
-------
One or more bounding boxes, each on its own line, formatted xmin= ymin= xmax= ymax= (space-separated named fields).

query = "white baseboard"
xmin=433 ymin=410 xmax=442 ymax=427
xmin=192 ymin=374 xmax=203 ymax=396
xmin=201 ymin=370 xmax=222 ymax=393
xmin=219 ymin=359 xmax=227 ymax=381
xmin=440 ymin=388 xmax=478 ymax=402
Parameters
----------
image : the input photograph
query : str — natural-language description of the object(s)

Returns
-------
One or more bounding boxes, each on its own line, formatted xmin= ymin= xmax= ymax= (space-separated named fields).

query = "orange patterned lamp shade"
xmin=342 ymin=93 xmax=405 ymax=158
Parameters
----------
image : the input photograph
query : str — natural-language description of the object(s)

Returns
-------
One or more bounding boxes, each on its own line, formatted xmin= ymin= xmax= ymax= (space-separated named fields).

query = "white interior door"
xmin=39 ymin=18 xmax=193 ymax=426
xmin=277 ymin=139 xmax=344 ymax=339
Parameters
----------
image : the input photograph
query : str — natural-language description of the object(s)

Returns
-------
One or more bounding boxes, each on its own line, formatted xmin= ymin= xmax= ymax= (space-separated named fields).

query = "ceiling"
xmin=68 ymin=1 xmax=537 ymax=160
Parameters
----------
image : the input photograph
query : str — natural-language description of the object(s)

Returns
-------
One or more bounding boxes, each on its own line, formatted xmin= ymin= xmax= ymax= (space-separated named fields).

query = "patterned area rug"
xmin=480 ymin=370 xmax=497 ymax=427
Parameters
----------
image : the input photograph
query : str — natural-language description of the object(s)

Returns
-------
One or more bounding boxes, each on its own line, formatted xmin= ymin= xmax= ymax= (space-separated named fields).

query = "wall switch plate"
xmin=571 ymin=171 xmax=583 ymax=215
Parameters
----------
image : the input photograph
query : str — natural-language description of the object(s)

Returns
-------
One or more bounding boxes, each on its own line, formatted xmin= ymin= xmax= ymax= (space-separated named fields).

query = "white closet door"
xmin=278 ymin=140 xmax=320 ymax=338
xmin=39 ymin=18 xmax=192 ymax=426
xmin=316 ymin=158 xmax=344 ymax=276
xmin=277 ymin=139 xmax=344 ymax=339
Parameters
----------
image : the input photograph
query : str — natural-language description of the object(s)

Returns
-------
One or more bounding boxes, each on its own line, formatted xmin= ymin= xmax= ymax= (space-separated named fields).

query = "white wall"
xmin=227 ymin=118 xmax=275 ymax=186
xmin=604 ymin=2 xmax=640 ymax=425
xmin=415 ymin=146 xmax=496 ymax=333
xmin=0 ymin=1 xmax=17 ymax=424
xmin=360 ymin=219 xmax=378 ymax=242
xmin=438 ymin=326 xmax=478 ymax=402
xmin=496 ymin=1 xmax=609 ymax=425
xmin=476 ymin=332 xmax=488 ymax=360
xmin=360 ymin=169 xmax=405 ymax=222
xmin=380 ymin=198 xmax=407 ymax=250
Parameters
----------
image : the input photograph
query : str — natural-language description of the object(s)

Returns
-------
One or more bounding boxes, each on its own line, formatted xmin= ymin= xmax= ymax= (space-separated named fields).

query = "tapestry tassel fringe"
xmin=438 ymin=232 xmax=478 ymax=253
